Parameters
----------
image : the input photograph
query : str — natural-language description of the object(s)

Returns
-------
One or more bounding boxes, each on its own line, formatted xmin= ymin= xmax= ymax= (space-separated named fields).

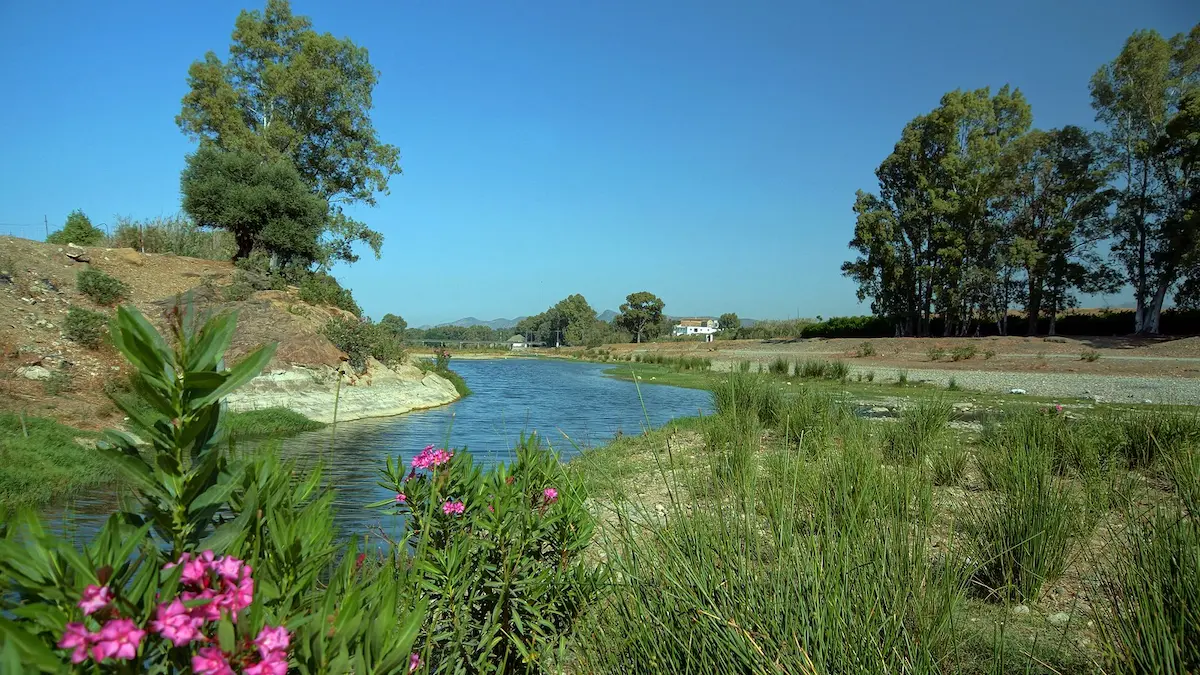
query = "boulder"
xmin=18 ymin=365 xmax=51 ymax=381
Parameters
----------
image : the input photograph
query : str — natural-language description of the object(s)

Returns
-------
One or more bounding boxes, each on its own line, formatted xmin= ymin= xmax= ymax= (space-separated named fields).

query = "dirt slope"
xmin=0 ymin=236 xmax=355 ymax=429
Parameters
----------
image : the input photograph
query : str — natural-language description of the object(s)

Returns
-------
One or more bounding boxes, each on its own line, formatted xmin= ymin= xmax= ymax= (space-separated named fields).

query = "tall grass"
xmin=0 ymin=413 xmax=118 ymax=508
xmin=576 ymin=442 xmax=963 ymax=673
xmin=768 ymin=356 xmax=791 ymax=376
xmin=704 ymin=410 xmax=760 ymax=490
xmin=711 ymin=372 xmax=782 ymax=428
xmin=797 ymin=359 xmax=850 ymax=381
xmin=1101 ymin=511 xmax=1200 ymax=673
xmin=778 ymin=387 xmax=850 ymax=453
xmin=882 ymin=399 xmax=954 ymax=464
xmin=1112 ymin=408 xmax=1200 ymax=469
xmin=970 ymin=423 xmax=1080 ymax=602
xmin=108 ymin=214 xmax=237 ymax=260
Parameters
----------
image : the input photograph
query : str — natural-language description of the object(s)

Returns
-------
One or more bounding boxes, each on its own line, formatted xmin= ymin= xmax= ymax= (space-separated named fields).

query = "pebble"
xmin=1010 ymin=388 xmax=1027 ymax=395
xmin=1048 ymin=612 xmax=1070 ymax=626
xmin=1012 ymin=605 xmax=1030 ymax=615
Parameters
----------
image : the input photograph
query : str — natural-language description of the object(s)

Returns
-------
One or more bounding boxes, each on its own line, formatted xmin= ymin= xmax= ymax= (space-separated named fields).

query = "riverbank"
xmin=0 ymin=407 xmax=324 ymax=509
xmin=565 ymin=373 xmax=1200 ymax=672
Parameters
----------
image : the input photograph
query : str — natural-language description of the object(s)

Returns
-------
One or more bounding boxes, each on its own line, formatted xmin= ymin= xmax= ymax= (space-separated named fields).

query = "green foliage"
xmin=0 ymin=413 xmax=116 ymax=508
xmin=983 ymin=349 xmax=996 ymax=360
xmin=950 ymin=344 xmax=978 ymax=361
xmin=855 ymin=341 xmax=878 ymax=357
xmin=882 ymin=399 xmax=954 ymax=464
xmin=182 ymin=145 xmax=328 ymax=265
xmin=223 ymin=407 xmax=325 ymax=439
xmin=379 ymin=312 xmax=407 ymax=339
xmin=177 ymin=0 xmax=395 ymax=266
xmin=927 ymin=346 xmax=947 ymax=361
xmin=220 ymin=273 xmax=256 ymax=301
xmin=930 ymin=443 xmax=968 ymax=486
xmin=1080 ymin=349 xmax=1101 ymax=362
xmin=705 ymin=411 xmax=760 ymax=490
xmin=800 ymin=314 xmax=891 ymax=338
xmin=615 ymin=291 xmax=665 ymax=343
xmin=372 ymin=434 xmax=600 ymax=672
xmin=717 ymin=312 xmax=741 ymax=338
xmin=515 ymin=294 xmax=598 ymax=346
xmin=76 ymin=267 xmax=129 ymax=305
xmin=323 ymin=317 xmax=406 ymax=371
xmin=971 ymin=417 xmax=1081 ymax=601
xmin=63 ymin=306 xmax=108 ymax=348
xmin=778 ymin=388 xmax=850 ymax=452
xmin=735 ymin=318 xmax=813 ymax=339
xmin=41 ymin=365 xmax=72 ymax=396
xmin=1101 ymin=510 xmax=1200 ymax=673
xmin=711 ymin=372 xmax=783 ymax=428
xmin=897 ymin=369 xmax=910 ymax=386
xmin=768 ymin=356 xmax=790 ymax=375
xmin=45 ymin=209 xmax=104 ymax=246
xmin=797 ymin=359 xmax=850 ymax=381
xmin=108 ymin=214 xmax=238 ymax=260
xmin=298 ymin=271 xmax=361 ymax=315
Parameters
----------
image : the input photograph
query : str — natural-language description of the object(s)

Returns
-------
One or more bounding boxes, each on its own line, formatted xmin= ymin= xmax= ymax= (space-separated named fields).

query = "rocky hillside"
xmin=0 ymin=236 xmax=457 ymax=430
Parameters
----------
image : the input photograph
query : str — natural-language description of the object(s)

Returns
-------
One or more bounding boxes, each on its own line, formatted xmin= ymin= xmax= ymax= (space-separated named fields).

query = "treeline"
xmin=844 ymin=25 xmax=1199 ymax=336
xmin=764 ymin=311 xmax=1200 ymax=339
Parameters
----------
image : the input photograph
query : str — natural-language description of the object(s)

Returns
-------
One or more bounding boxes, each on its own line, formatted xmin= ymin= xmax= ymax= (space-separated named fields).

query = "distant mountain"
xmin=432 ymin=316 xmax=526 ymax=330
xmin=598 ymin=309 xmax=618 ymax=322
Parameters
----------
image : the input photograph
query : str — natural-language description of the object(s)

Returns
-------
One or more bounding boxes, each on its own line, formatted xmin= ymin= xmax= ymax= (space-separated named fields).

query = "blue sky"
xmin=0 ymin=1 xmax=1193 ymax=325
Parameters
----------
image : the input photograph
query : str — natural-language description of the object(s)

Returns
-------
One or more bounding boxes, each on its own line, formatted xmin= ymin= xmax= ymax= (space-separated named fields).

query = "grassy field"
xmin=566 ymin=372 xmax=1200 ymax=673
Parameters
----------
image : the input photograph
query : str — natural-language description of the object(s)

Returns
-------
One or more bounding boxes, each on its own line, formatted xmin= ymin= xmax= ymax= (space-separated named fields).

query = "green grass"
xmin=224 ymin=408 xmax=325 ymax=439
xmin=0 ymin=413 xmax=119 ymax=508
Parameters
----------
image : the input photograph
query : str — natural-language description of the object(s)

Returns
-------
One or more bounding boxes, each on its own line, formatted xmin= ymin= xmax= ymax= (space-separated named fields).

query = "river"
xmin=45 ymin=358 xmax=712 ymax=542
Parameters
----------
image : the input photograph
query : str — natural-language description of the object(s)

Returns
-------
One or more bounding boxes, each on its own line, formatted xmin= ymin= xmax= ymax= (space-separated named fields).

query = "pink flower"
xmin=150 ymin=598 xmax=204 ymax=647
xmin=213 ymin=555 xmax=242 ymax=580
xmin=254 ymin=624 xmax=290 ymax=658
xmin=410 ymin=652 xmax=424 ymax=672
xmin=78 ymin=584 xmax=113 ymax=615
xmin=91 ymin=618 xmax=144 ymax=662
xmin=543 ymin=488 xmax=559 ymax=505
xmin=57 ymin=622 xmax=93 ymax=664
xmin=192 ymin=646 xmax=235 ymax=675
xmin=244 ymin=655 xmax=288 ymax=675
xmin=395 ymin=492 xmax=407 ymax=503
xmin=412 ymin=445 xmax=454 ymax=470
xmin=182 ymin=588 xmax=222 ymax=622
xmin=442 ymin=500 xmax=465 ymax=516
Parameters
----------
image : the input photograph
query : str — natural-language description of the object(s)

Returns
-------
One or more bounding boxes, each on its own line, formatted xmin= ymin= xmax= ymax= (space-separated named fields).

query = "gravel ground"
xmin=842 ymin=365 xmax=1200 ymax=405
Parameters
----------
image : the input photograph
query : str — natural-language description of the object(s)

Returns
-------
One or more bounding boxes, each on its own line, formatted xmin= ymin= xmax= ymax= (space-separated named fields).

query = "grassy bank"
xmin=0 ymin=413 xmax=117 ymax=508
xmin=566 ymin=373 xmax=1200 ymax=673
xmin=0 ymin=407 xmax=324 ymax=509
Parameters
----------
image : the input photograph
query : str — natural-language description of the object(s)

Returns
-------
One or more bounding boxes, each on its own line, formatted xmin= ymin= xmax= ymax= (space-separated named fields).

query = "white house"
xmin=672 ymin=318 xmax=720 ymax=341
xmin=507 ymin=335 xmax=528 ymax=350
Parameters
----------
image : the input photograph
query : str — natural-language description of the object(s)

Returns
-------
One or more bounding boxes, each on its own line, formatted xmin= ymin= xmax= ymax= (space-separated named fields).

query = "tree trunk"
xmin=1146 ymin=282 xmax=1170 ymax=335
xmin=1026 ymin=273 xmax=1042 ymax=337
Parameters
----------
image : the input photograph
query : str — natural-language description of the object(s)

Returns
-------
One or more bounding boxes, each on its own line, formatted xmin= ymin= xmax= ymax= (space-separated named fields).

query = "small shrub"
xmin=1080 ymin=349 xmax=1101 ymax=362
xmin=896 ymin=370 xmax=909 ymax=386
xmin=711 ymin=372 xmax=782 ymax=428
xmin=76 ymin=268 xmax=129 ymax=305
xmin=768 ymin=356 xmax=791 ymax=376
xmin=64 ymin=306 xmax=108 ymax=348
xmin=1036 ymin=351 xmax=1046 ymax=360
xmin=46 ymin=209 xmax=104 ymax=246
xmin=983 ymin=349 xmax=996 ymax=360
xmin=220 ymin=272 xmax=256 ymax=301
xmin=323 ymin=317 xmax=406 ymax=371
xmin=42 ymin=365 xmax=73 ymax=396
xmin=947 ymin=377 xmax=960 ymax=391
xmin=737 ymin=360 xmax=751 ymax=373
xmin=927 ymin=346 xmax=946 ymax=361
xmin=797 ymin=359 xmax=849 ymax=381
xmin=855 ymin=341 xmax=877 ymax=358
xmin=866 ymin=371 xmax=875 ymax=382
xmin=299 ymin=272 xmax=361 ymax=316
xmin=930 ymin=444 xmax=968 ymax=486
xmin=882 ymin=399 xmax=954 ymax=464
xmin=949 ymin=345 xmax=977 ymax=361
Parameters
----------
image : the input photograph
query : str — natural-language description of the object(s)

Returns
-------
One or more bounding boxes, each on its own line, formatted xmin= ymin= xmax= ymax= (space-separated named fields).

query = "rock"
xmin=1142 ymin=399 xmax=1153 ymax=404
xmin=1010 ymin=388 xmax=1027 ymax=395
xmin=1043 ymin=336 xmax=1068 ymax=344
xmin=654 ymin=503 xmax=668 ymax=519
xmin=1048 ymin=612 xmax=1071 ymax=626
xmin=117 ymin=249 xmax=144 ymax=266
xmin=1012 ymin=605 xmax=1031 ymax=616
xmin=18 ymin=365 xmax=51 ymax=381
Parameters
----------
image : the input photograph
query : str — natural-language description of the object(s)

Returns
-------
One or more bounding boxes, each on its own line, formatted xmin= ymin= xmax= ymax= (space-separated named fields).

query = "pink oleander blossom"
xmin=150 ymin=598 xmax=204 ymax=647
xmin=254 ymin=625 xmax=290 ymax=658
xmin=78 ymin=584 xmax=113 ymax=615
xmin=412 ymin=445 xmax=454 ymax=470
xmin=396 ymin=492 xmax=407 ymax=503
xmin=410 ymin=652 xmax=424 ymax=672
xmin=57 ymin=622 xmax=93 ymax=664
xmin=91 ymin=618 xmax=144 ymax=662
xmin=442 ymin=500 xmax=465 ymax=515
xmin=543 ymin=487 xmax=559 ymax=505
xmin=192 ymin=646 xmax=235 ymax=675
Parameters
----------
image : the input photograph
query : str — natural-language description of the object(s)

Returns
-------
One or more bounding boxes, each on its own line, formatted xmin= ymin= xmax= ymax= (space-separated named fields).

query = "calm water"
xmin=45 ymin=358 xmax=712 ymax=541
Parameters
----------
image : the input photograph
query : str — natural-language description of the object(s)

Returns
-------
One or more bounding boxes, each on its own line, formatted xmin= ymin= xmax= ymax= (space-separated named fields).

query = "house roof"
xmin=507 ymin=335 xmax=526 ymax=343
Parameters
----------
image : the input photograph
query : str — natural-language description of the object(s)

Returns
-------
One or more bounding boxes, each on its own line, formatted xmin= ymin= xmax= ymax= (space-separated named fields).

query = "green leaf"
xmin=192 ymin=344 xmax=276 ymax=408
xmin=0 ymin=617 xmax=63 ymax=672
xmin=187 ymin=311 xmax=237 ymax=372
xmin=217 ymin=617 xmax=236 ymax=652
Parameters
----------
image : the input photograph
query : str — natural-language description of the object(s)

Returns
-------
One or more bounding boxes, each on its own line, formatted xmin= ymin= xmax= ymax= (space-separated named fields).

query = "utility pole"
xmin=43 ymin=215 xmax=48 ymax=240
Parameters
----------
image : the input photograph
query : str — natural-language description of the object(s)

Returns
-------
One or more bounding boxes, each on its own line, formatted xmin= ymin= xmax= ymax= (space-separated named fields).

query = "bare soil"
xmin=0 ymin=237 xmax=355 ymax=430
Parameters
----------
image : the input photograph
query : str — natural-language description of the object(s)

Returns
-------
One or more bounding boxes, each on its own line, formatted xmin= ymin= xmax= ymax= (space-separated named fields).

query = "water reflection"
xmin=44 ymin=358 xmax=712 ymax=541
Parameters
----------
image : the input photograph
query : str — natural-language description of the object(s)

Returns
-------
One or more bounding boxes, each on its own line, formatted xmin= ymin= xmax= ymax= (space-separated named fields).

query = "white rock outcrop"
xmin=224 ymin=358 xmax=460 ymax=423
